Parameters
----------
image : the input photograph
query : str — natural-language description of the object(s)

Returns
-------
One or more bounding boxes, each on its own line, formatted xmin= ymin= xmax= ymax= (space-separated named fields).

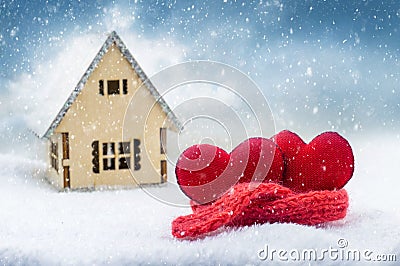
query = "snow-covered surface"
xmin=0 ymin=135 xmax=399 ymax=265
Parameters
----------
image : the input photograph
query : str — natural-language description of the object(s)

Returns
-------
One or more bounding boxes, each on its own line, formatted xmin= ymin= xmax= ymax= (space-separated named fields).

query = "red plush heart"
xmin=272 ymin=130 xmax=354 ymax=192
xmin=176 ymin=138 xmax=284 ymax=204
xmin=230 ymin=137 xmax=284 ymax=183
xmin=176 ymin=144 xmax=232 ymax=204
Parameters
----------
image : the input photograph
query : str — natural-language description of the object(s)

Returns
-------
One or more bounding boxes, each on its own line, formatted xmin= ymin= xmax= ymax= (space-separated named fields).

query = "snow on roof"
xmin=43 ymin=31 xmax=182 ymax=138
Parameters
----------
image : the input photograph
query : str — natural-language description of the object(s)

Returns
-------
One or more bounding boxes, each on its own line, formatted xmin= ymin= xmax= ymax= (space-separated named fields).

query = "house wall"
xmin=46 ymin=133 xmax=64 ymax=189
xmin=54 ymin=43 xmax=170 ymax=189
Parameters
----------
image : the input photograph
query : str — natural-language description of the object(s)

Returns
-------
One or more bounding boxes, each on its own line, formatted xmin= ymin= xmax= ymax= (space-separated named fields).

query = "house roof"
xmin=43 ymin=31 xmax=182 ymax=138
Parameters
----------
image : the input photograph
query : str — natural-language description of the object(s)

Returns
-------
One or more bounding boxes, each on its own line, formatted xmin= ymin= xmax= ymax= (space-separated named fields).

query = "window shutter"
xmin=91 ymin=141 xmax=100 ymax=174
xmin=123 ymin=79 xmax=128 ymax=94
xmin=99 ymin=80 xmax=104 ymax=95
xmin=134 ymin=139 xmax=141 ymax=171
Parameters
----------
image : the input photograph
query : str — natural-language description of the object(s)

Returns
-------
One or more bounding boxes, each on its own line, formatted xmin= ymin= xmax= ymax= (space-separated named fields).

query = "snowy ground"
xmin=0 ymin=135 xmax=399 ymax=265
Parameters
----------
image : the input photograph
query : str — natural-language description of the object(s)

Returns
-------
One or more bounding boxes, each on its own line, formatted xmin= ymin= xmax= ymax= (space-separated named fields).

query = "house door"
xmin=161 ymin=160 xmax=167 ymax=183
xmin=62 ymin=133 xmax=70 ymax=189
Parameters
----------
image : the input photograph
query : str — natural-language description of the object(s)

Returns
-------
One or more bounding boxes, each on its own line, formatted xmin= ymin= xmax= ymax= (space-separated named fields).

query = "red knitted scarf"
xmin=172 ymin=182 xmax=348 ymax=239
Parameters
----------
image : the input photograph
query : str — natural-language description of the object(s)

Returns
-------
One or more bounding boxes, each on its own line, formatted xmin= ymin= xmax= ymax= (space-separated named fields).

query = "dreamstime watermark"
xmin=257 ymin=238 xmax=397 ymax=262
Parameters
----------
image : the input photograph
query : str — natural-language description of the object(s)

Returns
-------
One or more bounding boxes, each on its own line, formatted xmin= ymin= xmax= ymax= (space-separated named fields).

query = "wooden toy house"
xmin=43 ymin=31 xmax=181 ymax=190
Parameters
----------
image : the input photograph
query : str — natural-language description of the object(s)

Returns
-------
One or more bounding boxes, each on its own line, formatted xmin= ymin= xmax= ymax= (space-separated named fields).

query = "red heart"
xmin=272 ymin=130 xmax=354 ymax=192
xmin=230 ymin=137 xmax=284 ymax=183
xmin=176 ymin=138 xmax=284 ymax=204
xmin=176 ymin=144 xmax=233 ymax=204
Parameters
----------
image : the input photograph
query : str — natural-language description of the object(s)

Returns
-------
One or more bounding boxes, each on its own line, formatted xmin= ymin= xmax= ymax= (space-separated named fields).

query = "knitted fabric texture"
xmin=172 ymin=182 xmax=348 ymax=239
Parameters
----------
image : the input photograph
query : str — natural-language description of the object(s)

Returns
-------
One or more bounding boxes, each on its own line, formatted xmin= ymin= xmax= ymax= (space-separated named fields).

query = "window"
xmin=98 ymin=79 xmax=128 ymax=96
xmin=160 ymin=128 xmax=167 ymax=154
xmin=62 ymin=133 xmax=69 ymax=159
xmin=107 ymin=80 xmax=120 ymax=95
xmin=94 ymin=140 xmax=139 ymax=172
xmin=102 ymin=142 xmax=115 ymax=170
xmin=50 ymin=141 xmax=58 ymax=172
xmin=118 ymin=142 xmax=131 ymax=169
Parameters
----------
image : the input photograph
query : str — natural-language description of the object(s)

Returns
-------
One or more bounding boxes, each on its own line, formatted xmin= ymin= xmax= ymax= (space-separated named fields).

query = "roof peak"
xmin=43 ymin=32 xmax=182 ymax=138
xmin=109 ymin=30 xmax=119 ymax=39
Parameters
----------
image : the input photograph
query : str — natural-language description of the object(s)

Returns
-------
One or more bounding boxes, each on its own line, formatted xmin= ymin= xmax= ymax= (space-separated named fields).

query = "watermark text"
xmin=258 ymin=238 xmax=397 ymax=262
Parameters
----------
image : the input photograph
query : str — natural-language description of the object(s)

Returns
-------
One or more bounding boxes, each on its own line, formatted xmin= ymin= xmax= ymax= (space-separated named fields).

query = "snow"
xmin=0 ymin=135 xmax=399 ymax=265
